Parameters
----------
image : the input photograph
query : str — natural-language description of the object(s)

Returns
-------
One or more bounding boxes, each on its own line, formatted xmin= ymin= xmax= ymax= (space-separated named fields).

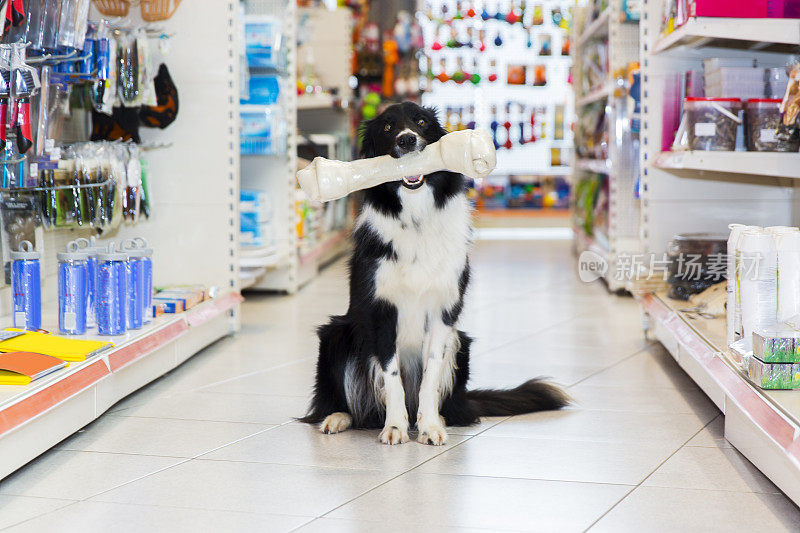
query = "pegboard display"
xmin=418 ymin=0 xmax=574 ymax=178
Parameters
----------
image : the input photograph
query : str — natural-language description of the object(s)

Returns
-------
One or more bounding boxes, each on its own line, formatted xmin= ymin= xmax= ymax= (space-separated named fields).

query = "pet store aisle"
xmin=1 ymin=238 xmax=799 ymax=532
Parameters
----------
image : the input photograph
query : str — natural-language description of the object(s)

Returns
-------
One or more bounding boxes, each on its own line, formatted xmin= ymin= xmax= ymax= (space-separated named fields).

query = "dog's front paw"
xmin=417 ymin=421 xmax=448 ymax=446
xmin=319 ymin=412 xmax=352 ymax=434
xmin=379 ymin=424 xmax=409 ymax=445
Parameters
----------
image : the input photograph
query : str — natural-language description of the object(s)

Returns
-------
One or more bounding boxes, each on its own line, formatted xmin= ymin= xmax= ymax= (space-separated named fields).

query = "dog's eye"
xmin=417 ymin=118 xmax=427 ymax=127
xmin=383 ymin=123 xmax=392 ymax=132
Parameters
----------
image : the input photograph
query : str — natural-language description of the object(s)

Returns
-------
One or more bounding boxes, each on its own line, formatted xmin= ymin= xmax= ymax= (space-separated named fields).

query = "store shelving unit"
xmin=638 ymin=4 xmax=798 ymax=254
xmin=0 ymin=2 xmax=243 ymax=478
xmin=652 ymin=17 xmax=800 ymax=53
xmin=241 ymin=2 xmax=352 ymax=293
xmin=636 ymin=1 xmax=800 ymax=507
xmin=0 ymin=293 xmax=242 ymax=480
xmin=640 ymin=292 xmax=800 ymax=505
xmin=571 ymin=3 xmax=640 ymax=292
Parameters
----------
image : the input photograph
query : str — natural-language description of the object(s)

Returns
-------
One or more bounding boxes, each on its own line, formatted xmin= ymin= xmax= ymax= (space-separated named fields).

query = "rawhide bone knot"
xmin=296 ymin=129 xmax=497 ymax=203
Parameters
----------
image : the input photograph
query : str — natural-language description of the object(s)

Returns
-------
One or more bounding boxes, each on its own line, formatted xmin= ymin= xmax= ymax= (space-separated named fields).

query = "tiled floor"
xmin=2 ymin=238 xmax=800 ymax=532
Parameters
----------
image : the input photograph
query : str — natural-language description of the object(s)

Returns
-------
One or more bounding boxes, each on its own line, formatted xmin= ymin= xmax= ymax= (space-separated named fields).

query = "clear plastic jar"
xmin=685 ymin=97 xmax=742 ymax=151
xmin=744 ymin=99 xmax=800 ymax=152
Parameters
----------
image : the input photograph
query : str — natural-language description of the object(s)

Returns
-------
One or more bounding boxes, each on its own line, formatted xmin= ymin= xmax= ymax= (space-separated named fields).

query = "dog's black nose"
xmin=396 ymin=134 xmax=417 ymax=151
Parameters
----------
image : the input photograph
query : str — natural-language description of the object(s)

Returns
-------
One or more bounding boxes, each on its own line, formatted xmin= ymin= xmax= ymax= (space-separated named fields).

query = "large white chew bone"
xmin=296 ymin=129 xmax=497 ymax=202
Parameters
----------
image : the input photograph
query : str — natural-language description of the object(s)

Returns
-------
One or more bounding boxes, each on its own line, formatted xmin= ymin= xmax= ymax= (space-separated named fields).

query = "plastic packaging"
xmin=775 ymin=229 xmax=800 ymax=321
xmin=10 ymin=240 xmax=41 ymax=331
xmin=739 ymin=229 xmax=778 ymax=342
xmin=75 ymin=238 xmax=99 ymax=327
xmin=753 ymin=325 xmax=800 ymax=363
xmin=97 ymin=243 xmax=127 ymax=336
xmin=133 ymin=237 xmax=154 ymax=323
xmin=727 ymin=224 xmax=760 ymax=346
xmin=124 ymin=241 xmax=145 ymax=330
xmin=747 ymin=357 xmax=798 ymax=390
xmin=744 ymin=99 xmax=800 ymax=152
xmin=685 ymin=97 xmax=742 ymax=151
xmin=57 ymin=242 xmax=88 ymax=335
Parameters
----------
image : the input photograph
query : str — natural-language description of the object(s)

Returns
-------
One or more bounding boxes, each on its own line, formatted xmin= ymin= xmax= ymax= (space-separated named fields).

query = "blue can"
xmin=57 ymin=243 xmax=88 ymax=335
xmin=10 ymin=240 xmax=41 ymax=331
xmin=131 ymin=238 xmax=154 ymax=323
xmin=75 ymin=238 xmax=99 ymax=328
xmin=125 ymin=251 xmax=145 ymax=330
xmin=97 ymin=244 xmax=127 ymax=336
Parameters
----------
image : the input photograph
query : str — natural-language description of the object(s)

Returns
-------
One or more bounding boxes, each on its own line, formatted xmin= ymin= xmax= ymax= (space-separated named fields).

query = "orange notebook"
xmin=0 ymin=352 xmax=68 ymax=385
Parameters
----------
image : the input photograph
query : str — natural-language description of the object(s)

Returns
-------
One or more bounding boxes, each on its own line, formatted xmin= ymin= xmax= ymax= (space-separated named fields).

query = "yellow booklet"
xmin=0 ymin=330 xmax=113 ymax=362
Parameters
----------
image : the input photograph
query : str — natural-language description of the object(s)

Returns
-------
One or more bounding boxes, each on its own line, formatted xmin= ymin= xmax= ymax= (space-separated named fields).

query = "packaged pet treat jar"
xmin=744 ymin=99 xmax=800 ymax=152
xmin=10 ymin=240 xmax=41 ymax=331
xmin=685 ymin=97 xmax=742 ymax=151
xmin=57 ymin=242 xmax=88 ymax=335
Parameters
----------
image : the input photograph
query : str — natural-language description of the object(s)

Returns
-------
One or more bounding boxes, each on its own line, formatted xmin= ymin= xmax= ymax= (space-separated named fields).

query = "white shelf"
xmin=299 ymin=226 xmax=351 ymax=266
xmin=655 ymin=151 xmax=800 ymax=179
xmin=575 ymin=9 xmax=610 ymax=48
xmin=238 ymin=245 xmax=282 ymax=268
xmin=653 ymin=17 xmax=800 ymax=54
xmin=576 ymin=84 xmax=610 ymax=107
xmin=640 ymin=292 xmax=800 ymax=506
xmin=575 ymin=158 xmax=611 ymax=174
xmin=297 ymin=93 xmax=336 ymax=110
xmin=0 ymin=293 xmax=242 ymax=480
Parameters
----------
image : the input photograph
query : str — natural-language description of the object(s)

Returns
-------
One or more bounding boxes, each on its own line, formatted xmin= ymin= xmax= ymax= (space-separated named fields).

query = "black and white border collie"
xmin=301 ymin=102 xmax=569 ymax=445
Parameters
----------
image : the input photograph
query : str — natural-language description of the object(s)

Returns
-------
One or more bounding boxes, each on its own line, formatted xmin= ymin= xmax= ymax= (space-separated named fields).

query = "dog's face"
xmin=359 ymin=102 xmax=448 ymax=190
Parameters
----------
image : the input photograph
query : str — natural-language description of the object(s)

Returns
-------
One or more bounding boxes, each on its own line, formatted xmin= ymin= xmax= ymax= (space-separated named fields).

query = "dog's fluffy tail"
xmin=466 ymin=378 xmax=570 ymax=417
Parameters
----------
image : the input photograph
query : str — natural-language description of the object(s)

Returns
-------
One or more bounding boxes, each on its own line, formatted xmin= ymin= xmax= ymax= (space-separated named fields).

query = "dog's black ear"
xmin=424 ymin=106 xmax=449 ymax=137
xmin=358 ymin=119 xmax=377 ymax=158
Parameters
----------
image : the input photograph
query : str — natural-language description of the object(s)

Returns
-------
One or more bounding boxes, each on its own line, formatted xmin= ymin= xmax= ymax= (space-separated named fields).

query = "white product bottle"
xmin=739 ymin=229 xmax=778 ymax=343
xmin=775 ymin=229 xmax=800 ymax=322
xmin=727 ymin=224 xmax=759 ymax=347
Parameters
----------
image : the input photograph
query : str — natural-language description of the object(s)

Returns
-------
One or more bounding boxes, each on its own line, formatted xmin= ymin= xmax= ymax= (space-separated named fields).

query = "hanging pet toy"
xmin=451 ymin=57 xmax=466 ymax=84
xmin=467 ymin=105 xmax=476 ymax=129
xmin=470 ymin=57 xmax=481 ymax=84
xmin=489 ymin=106 xmax=500 ymax=149
xmin=503 ymin=105 xmax=513 ymax=150
xmin=478 ymin=29 xmax=487 ymax=52
xmin=436 ymin=57 xmax=449 ymax=83
xmin=506 ymin=2 xmax=520 ymax=24
xmin=528 ymin=107 xmax=537 ymax=143
xmin=431 ymin=25 xmax=444 ymax=50
xmin=494 ymin=30 xmax=503 ymax=47
xmin=466 ymin=3 xmax=476 ymax=17
xmin=488 ymin=59 xmax=498 ymax=82
xmin=494 ymin=2 xmax=506 ymax=21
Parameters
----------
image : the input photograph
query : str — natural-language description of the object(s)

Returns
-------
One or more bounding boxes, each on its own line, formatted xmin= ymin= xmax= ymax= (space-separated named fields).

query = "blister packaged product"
xmin=778 ymin=62 xmax=800 ymax=143
xmin=752 ymin=325 xmax=800 ymax=363
xmin=685 ymin=97 xmax=742 ymax=151
xmin=747 ymin=357 xmax=795 ymax=389
xmin=124 ymin=143 xmax=141 ymax=222
xmin=117 ymin=30 xmax=140 ymax=105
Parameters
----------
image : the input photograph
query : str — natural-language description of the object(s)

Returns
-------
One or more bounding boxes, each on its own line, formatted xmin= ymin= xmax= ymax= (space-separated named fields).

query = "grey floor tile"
xmin=90 ymin=459 xmax=389 ymax=517
xmin=328 ymin=472 xmax=631 ymax=532
xmin=590 ymin=486 xmax=800 ymax=533
xmin=0 ymin=450 xmax=181 ymax=500
xmin=0 ymin=495 xmax=74 ymax=530
xmin=5 ymin=501 xmax=310 ymax=533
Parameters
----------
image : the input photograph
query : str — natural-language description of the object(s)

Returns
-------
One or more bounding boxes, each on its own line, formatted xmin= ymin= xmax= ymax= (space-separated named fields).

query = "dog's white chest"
xmin=359 ymin=186 xmax=471 ymax=347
